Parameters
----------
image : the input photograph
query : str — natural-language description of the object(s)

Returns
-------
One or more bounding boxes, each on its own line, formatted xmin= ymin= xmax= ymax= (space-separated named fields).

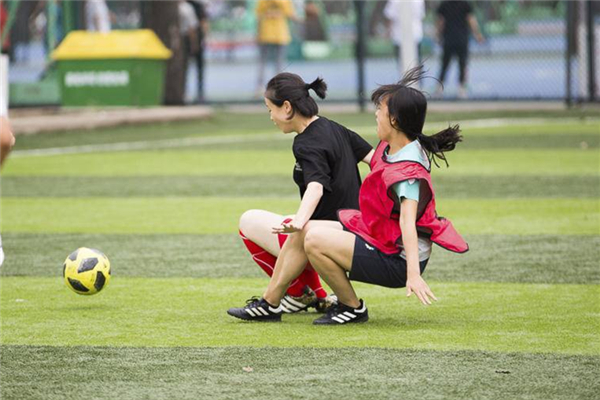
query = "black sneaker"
xmin=312 ymin=299 xmax=368 ymax=325
xmin=227 ymin=297 xmax=282 ymax=322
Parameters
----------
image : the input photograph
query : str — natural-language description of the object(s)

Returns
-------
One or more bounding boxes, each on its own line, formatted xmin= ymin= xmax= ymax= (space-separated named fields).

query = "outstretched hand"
xmin=272 ymin=219 xmax=303 ymax=234
xmin=406 ymin=276 xmax=437 ymax=305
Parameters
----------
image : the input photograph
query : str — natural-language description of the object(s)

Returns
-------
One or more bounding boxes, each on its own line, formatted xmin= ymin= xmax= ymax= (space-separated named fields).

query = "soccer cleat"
xmin=312 ymin=299 xmax=369 ymax=325
xmin=280 ymin=286 xmax=317 ymax=313
xmin=314 ymin=294 xmax=338 ymax=313
xmin=227 ymin=297 xmax=282 ymax=322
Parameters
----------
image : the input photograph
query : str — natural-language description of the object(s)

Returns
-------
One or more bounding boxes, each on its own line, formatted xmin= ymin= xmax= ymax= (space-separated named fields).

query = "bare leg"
xmin=239 ymin=209 xmax=293 ymax=257
xmin=0 ymin=116 xmax=15 ymax=167
xmin=263 ymin=220 xmax=341 ymax=306
xmin=256 ymin=44 xmax=269 ymax=93
xmin=304 ymin=226 xmax=360 ymax=308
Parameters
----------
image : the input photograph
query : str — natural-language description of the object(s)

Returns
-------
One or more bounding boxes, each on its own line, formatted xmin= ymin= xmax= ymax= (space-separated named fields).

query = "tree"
xmin=141 ymin=1 xmax=185 ymax=105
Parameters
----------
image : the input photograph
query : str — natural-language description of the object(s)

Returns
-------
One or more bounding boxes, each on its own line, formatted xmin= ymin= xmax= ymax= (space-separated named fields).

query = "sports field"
xmin=1 ymin=109 xmax=599 ymax=399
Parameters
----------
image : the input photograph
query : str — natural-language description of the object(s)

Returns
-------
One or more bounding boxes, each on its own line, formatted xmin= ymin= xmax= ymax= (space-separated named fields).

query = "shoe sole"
xmin=313 ymin=316 xmax=369 ymax=325
xmin=226 ymin=310 xmax=281 ymax=322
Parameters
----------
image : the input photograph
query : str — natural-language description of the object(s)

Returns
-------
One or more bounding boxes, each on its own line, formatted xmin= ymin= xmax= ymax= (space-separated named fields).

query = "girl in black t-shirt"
xmin=228 ymin=72 xmax=374 ymax=321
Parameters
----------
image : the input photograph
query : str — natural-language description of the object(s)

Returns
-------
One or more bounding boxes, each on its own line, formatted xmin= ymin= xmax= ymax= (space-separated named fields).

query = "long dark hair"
xmin=265 ymin=72 xmax=327 ymax=119
xmin=371 ymin=66 xmax=462 ymax=167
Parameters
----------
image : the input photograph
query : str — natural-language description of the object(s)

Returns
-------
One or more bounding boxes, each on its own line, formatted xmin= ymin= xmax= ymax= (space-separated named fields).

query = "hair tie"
xmin=304 ymin=83 xmax=312 ymax=91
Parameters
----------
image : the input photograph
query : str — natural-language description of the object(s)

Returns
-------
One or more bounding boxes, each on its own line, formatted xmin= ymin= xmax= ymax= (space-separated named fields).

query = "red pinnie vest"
xmin=338 ymin=141 xmax=469 ymax=255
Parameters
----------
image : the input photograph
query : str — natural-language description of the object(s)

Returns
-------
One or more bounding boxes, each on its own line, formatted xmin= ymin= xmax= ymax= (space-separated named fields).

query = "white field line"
xmin=12 ymin=117 xmax=599 ymax=158
xmin=12 ymin=133 xmax=291 ymax=158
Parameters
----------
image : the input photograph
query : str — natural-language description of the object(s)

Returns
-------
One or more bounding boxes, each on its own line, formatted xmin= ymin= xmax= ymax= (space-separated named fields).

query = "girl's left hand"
xmin=406 ymin=276 xmax=437 ymax=305
xmin=272 ymin=219 xmax=303 ymax=234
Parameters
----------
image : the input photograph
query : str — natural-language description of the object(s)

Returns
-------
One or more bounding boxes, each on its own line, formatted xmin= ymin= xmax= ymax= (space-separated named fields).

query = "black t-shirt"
xmin=437 ymin=1 xmax=473 ymax=45
xmin=292 ymin=117 xmax=373 ymax=221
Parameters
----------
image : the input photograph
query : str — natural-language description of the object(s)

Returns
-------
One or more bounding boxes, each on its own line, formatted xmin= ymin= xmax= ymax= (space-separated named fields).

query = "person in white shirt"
xmin=85 ymin=0 xmax=112 ymax=33
xmin=383 ymin=0 xmax=426 ymax=65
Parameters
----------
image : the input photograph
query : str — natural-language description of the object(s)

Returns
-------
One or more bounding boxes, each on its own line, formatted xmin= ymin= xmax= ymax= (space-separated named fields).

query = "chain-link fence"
xmin=1 ymin=0 xmax=598 ymax=106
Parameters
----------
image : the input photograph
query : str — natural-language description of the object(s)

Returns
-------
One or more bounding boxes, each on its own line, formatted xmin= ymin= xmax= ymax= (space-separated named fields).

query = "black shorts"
xmin=349 ymin=235 xmax=428 ymax=289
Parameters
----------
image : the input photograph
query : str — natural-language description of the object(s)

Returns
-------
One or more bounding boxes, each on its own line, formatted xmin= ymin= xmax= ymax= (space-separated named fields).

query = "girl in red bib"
xmin=304 ymin=67 xmax=469 ymax=325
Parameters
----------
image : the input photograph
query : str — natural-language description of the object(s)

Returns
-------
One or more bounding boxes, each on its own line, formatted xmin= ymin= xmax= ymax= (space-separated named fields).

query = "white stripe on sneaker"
xmin=257 ymin=307 xmax=269 ymax=316
xmin=281 ymin=299 xmax=301 ymax=312
xmin=343 ymin=312 xmax=356 ymax=319
xmin=246 ymin=308 xmax=256 ymax=317
xmin=338 ymin=314 xmax=350 ymax=322
xmin=283 ymin=296 xmax=308 ymax=309
xmin=332 ymin=316 xmax=346 ymax=324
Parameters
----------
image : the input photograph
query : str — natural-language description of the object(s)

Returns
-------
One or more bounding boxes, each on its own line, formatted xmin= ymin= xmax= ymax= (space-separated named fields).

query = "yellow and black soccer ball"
xmin=63 ymin=248 xmax=111 ymax=295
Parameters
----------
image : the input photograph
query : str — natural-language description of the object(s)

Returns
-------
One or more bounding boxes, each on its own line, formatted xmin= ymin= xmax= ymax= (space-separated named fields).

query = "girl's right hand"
xmin=272 ymin=219 xmax=303 ymax=234
xmin=406 ymin=276 xmax=437 ymax=305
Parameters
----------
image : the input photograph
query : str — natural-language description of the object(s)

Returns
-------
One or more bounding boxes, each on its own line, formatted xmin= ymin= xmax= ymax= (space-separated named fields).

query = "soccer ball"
xmin=63 ymin=248 xmax=111 ymax=295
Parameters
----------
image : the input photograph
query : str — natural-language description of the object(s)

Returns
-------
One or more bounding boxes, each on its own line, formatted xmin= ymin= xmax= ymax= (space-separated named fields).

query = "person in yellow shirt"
xmin=255 ymin=0 xmax=298 ymax=95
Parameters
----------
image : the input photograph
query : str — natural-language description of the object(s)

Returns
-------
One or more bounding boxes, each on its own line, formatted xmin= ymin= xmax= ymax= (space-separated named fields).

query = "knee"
xmin=304 ymin=228 xmax=327 ymax=258
xmin=239 ymin=209 xmax=261 ymax=233
xmin=0 ymin=117 xmax=15 ymax=148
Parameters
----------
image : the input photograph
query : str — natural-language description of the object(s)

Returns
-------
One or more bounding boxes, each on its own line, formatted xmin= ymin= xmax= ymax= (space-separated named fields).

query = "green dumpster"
xmin=52 ymin=30 xmax=172 ymax=107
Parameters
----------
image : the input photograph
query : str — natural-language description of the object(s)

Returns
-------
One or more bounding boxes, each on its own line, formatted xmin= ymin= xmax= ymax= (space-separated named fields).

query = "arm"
xmin=187 ymin=27 xmax=199 ymax=54
xmin=346 ymin=128 xmax=373 ymax=166
xmin=273 ymin=181 xmax=323 ymax=234
xmin=361 ymin=149 xmax=375 ymax=165
xmin=399 ymin=198 xmax=436 ymax=305
xmin=435 ymin=15 xmax=444 ymax=43
xmin=285 ymin=0 xmax=300 ymax=23
xmin=467 ymin=13 xmax=484 ymax=43
xmin=201 ymin=19 xmax=209 ymax=37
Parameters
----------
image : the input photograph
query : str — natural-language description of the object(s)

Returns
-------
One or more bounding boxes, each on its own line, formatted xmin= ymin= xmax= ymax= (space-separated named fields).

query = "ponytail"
xmin=305 ymin=77 xmax=327 ymax=99
xmin=266 ymin=73 xmax=327 ymax=119
xmin=418 ymin=125 xmax=462 ymax=168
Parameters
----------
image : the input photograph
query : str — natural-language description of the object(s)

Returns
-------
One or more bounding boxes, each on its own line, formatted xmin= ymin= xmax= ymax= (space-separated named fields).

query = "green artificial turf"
xmin=1 ymin=277 xmax=599 ymax=355
xmin=3 ymin=175 xmax=599 ymax=199
xmin=5 ymin=149 xmax=597 ymax=177
xmin=10 ymin=110 xmax=599 ymax=151
xmin=1 ymin=112 xmax=598 ymax=399
xmin=2 ymin=233 xmax=599 ymax=285
xmin=1 ymin=345 xmax=598 ymax=400
xmin=3 ymin=197 xmax=598 ymax=235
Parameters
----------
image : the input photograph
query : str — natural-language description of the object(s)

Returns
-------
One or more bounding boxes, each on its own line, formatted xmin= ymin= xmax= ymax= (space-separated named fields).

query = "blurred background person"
xmin=187 ymin=0 xmax=209 ymax=104
xmin=435 ymin=0 xmax=484 ymax=99
xmin=255 ymin=0 xmax=298 ymax=97
xmin=0 ymin=1 xmax=11 ymax=59
xmin=85 ymin=0 xmax=112 ymax=33
xmin=179 ymin=0 xmax=199 ymax=104
xmin=383 ymin=0 xmax=425 ymax=67
xmin=303 ymin=1 xmax=326 ymax=42
xmin=29 ymin=0 xmax=65 ymax=54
